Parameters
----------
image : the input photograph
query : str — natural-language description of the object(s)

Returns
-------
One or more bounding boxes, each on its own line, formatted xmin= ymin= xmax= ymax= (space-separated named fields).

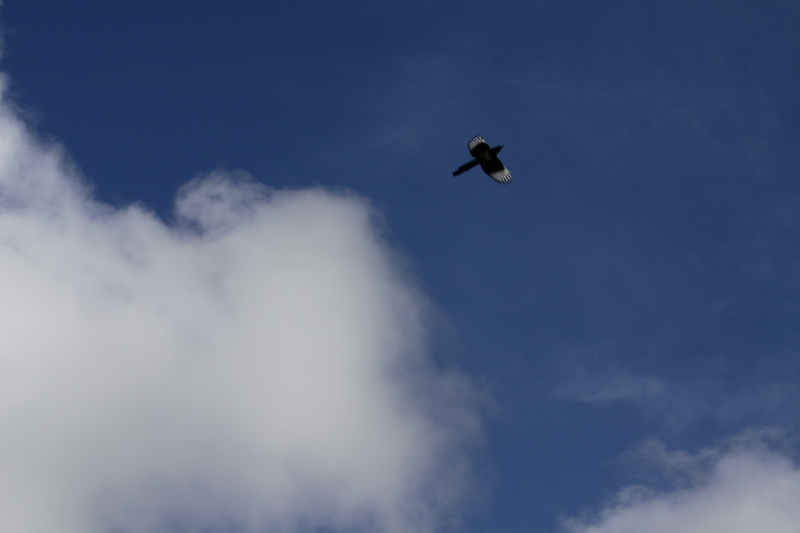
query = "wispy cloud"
xmin=553 ymin=353 xmax=797 ymax=431
xmin=559 ymin=430 xmax=800 ymax=533
xmin=0 ymin=71 xmax=481 ymax=533
xmin=556 ymin=371 xmax=672 ymax=404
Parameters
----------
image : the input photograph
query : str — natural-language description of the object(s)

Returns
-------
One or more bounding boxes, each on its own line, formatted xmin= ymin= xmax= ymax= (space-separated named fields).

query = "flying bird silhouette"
xmin=452 ymin=135 xmax=513 ymax=184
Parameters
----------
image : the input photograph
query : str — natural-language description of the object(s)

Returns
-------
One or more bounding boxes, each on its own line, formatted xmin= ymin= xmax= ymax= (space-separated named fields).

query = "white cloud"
xmin=554 ymin=355 xmax=795 ymax=430
xmin=560 ymin=432 xmax=800 ymax=533
xmin=0 ymin=72 xmax=480 ymax=533
xmin=557 ymin=371 xmax=672 ymax=404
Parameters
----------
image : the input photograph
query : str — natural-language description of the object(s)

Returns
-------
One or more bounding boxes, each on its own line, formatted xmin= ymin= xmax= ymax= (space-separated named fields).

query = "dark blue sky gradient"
xmin=3 ymin=1 xmax=800 ymax=531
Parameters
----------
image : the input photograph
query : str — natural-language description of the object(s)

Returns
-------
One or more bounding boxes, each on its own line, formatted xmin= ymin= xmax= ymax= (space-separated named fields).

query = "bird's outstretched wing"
xmin=480 ymin=159 xmax=513 ymax=184
xmin=468 ymin=136 xmax=490 ymax=157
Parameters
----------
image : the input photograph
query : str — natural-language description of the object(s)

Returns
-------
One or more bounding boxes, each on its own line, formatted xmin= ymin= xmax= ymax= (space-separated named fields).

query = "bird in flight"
xmin=452 ymin=135 xmax=513 ymax=184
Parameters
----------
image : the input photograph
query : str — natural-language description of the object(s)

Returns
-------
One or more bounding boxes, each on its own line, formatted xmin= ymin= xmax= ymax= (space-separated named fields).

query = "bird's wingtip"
xmin=489 ymin=168 xmax=514 ymax=184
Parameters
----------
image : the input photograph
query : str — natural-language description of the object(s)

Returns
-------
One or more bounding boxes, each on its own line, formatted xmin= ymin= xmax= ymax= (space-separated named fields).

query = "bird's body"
xmin=452 ymin=136 xmax=513 ymax=184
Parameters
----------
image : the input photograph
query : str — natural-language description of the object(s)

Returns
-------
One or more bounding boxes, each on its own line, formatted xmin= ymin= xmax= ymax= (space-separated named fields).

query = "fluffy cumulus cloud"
xmin=560 ymin=433 xmax=800 ymax=533
xmin=0 ymin=72 xmax=480 ymax=533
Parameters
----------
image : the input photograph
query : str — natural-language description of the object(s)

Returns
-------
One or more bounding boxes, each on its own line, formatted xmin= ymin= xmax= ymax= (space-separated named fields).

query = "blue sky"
xmin=1 ymin=1 xmax=799 ymax=532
